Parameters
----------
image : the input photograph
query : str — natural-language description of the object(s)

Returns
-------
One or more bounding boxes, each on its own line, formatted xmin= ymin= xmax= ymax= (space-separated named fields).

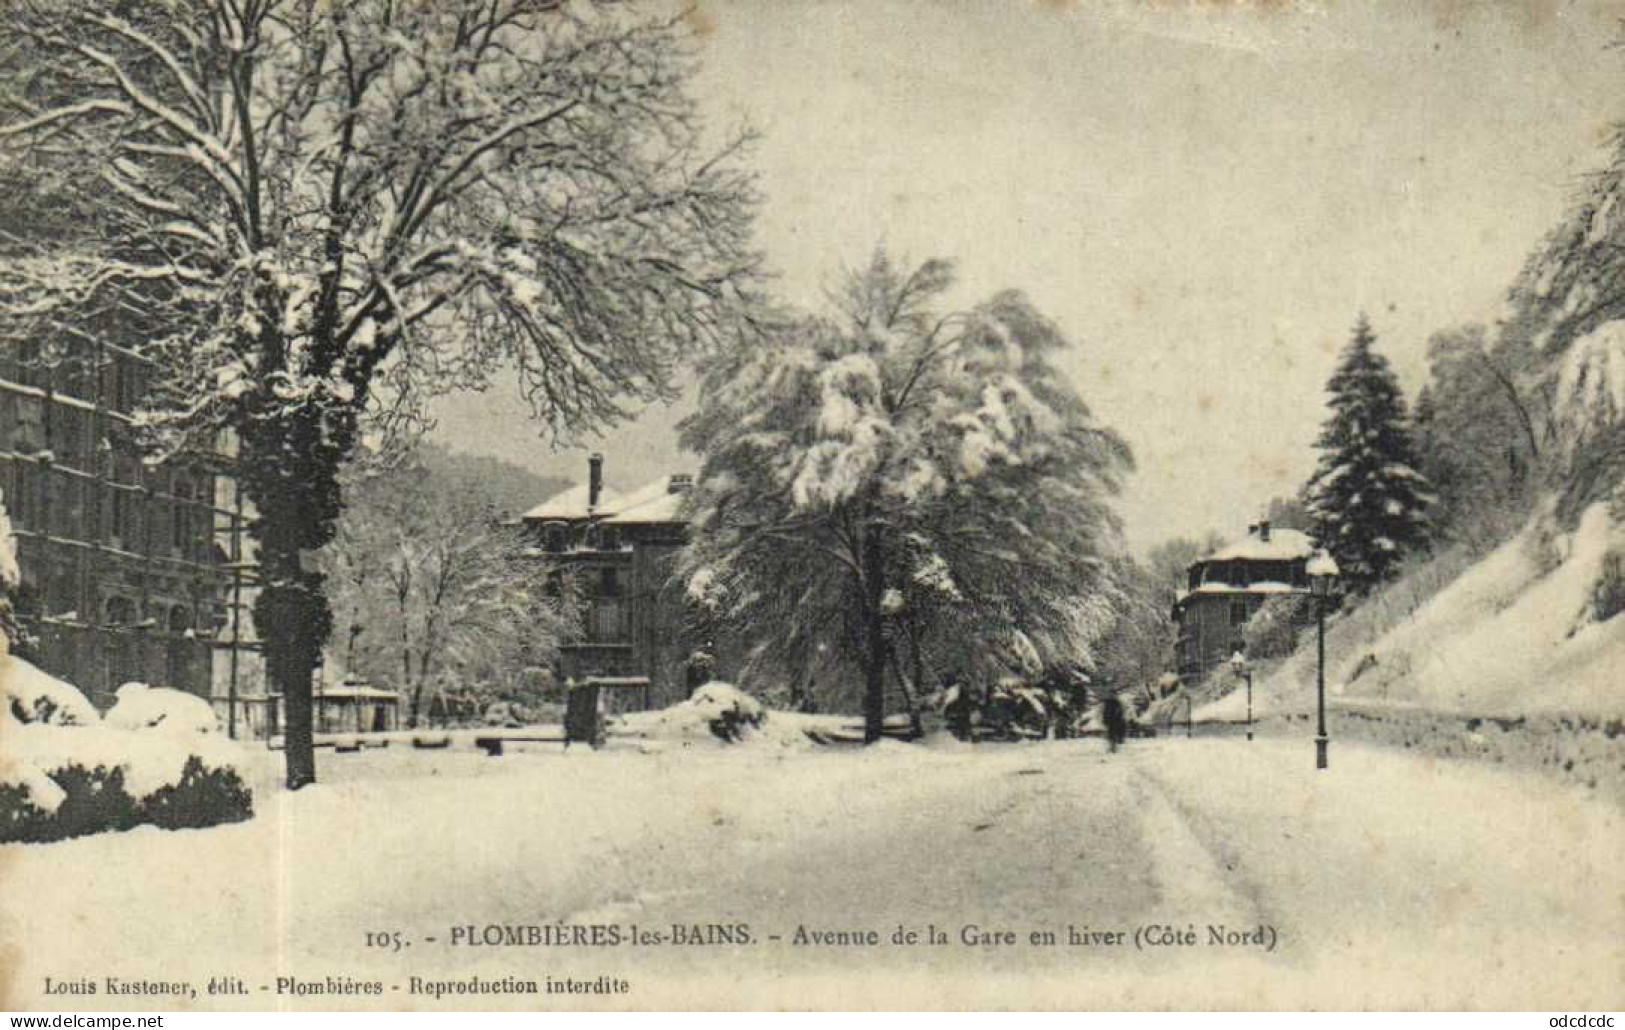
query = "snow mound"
xmin=106 ymin=683 xmax=220 ymax=734
xmin=688 ymin=681 xmax=764 ymax=722
xmin=1338 ymin=503 xmax=1624 ymax=715
xmin=1 ymin=655 xmax=99 ymax=726
xmin=616 ymin=682 xmax=827 ymax=750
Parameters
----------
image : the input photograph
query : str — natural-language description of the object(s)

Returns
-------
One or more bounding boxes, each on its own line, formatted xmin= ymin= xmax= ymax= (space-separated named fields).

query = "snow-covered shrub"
xmin=2 ymin=665 xmax=254 ymax=843
xmin=105 ymin=682 xmax=219 ymax=734
xmin=1 ymin=755 xmax=252 ymax=843
xmin=2 ymin=655 xmax=98 ymax=726
xmin=1242 ymin=594 xmax=1312 ymax=659
xmin=688 ymin=681 xmax=765 ymax=742
xmin=1590 ymin=550 xmax=1625 ymax=622
xmin=616 ymin=681 xmax=773 ymax=746
xmin=483 ymin=700 xmax=523 ymax=727
xmin=140 ymin=757 xmax=254 ymax=832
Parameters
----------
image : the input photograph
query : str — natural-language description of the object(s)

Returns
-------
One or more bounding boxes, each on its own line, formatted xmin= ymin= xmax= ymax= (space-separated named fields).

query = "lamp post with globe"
xmin=1230 ymin=650 xmax=1253 ymax=742
xmin=1306 ymin=549 xmax=1340 ymax=770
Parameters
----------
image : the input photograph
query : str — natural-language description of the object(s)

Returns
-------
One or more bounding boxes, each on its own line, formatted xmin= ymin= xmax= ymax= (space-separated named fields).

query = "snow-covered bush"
xmin=687 ymin=681 xmax=765 ymax=742
xmin=2 ymin=662 xmax=254 ymax=843
xmin=1242 ymin=594 xmax=1312 ymax=660
xmin=1590 ymin=550 xmax=1625 ymax=622
xmin=105 ymin=683 xmax=220 ymax=734
xmin=615 ymin=681 xmax=775 ymax=747
xmin=3 ymin=655 xmax=98 ymax=726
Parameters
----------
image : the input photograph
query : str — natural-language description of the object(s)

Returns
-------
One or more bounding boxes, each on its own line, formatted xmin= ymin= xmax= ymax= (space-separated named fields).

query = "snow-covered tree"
xmin=679 ymin=251 xmax=1133 ymax=740
xmin=1413 ymin=324 xmax=1550 ymax=552
xmin=0 ymin=487 xmax=22 ymax=659
xmin=320 ymin=446 xmax=579 ymax=729
xmin=1305 ymin=316 xmax=1432 ymax=594
xmin=0 ymin=1 xmax=759 ymax=787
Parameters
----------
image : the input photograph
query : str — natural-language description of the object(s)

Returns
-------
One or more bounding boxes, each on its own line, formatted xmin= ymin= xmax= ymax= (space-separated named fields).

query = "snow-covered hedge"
xmin=1 ymin=658 xmax=253 ymax=843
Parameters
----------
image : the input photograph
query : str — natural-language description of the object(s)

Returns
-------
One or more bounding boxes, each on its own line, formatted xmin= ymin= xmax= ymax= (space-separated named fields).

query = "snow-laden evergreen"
xmin=679 ymin=251 xmax=1133 ymax=736
xmin=1306 ymin=316 xmax=1432 ymax=593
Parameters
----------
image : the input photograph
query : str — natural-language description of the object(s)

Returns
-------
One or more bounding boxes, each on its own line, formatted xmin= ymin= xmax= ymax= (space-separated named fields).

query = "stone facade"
xmin=0 ymin=341 xmax=237 ymax=706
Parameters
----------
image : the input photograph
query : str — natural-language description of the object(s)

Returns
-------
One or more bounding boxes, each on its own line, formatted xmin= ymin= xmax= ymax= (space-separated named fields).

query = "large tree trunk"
xmin=243 ymin=397 xmax=349 ymax=790
xmin=862 ymin=529 xmax=887 ymax=744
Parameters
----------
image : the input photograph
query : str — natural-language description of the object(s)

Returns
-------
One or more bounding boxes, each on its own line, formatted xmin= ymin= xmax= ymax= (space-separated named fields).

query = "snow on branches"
xmin=1306 ymin=316 xmax=1432 ymax=593
xmin=678 ymin=250 xmax=1132 ymax=728
xmin=0 ymin=0 xmax=760 ymax=787
xmin=0 ymin=0 xmax=761 ymax=453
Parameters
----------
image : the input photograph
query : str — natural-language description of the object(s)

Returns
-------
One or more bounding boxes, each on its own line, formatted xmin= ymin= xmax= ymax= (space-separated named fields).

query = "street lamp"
xmin=1306 ymin=549 xmax=1340 ymax=771
xmin=1229 ymin=650 xmax=1253 ymax=742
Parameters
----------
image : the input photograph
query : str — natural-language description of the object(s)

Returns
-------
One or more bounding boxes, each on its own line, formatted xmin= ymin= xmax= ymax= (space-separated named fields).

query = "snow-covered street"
xmin=3 ymin=733 xmax=1619 ymax=1011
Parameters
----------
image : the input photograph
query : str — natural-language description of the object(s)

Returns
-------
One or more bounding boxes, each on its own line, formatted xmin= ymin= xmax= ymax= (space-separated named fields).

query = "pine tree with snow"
xmin=1306 ymin=315 xmax=1433 ymax=594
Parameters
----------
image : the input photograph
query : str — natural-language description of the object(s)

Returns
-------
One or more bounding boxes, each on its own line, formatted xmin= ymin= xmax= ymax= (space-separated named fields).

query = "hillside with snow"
xmin=1204 ymin=502 xmax=1625 ymax=722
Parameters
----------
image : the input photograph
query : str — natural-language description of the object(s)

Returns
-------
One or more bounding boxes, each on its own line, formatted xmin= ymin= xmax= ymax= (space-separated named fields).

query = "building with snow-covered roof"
xmin=1171 ymin=519 xmax=1315 ymax=682
xmin=520 ymin=455 xmax=707 ymax=710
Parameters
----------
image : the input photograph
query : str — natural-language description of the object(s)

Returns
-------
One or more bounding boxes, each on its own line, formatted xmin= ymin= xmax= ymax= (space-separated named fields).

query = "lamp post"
xmin=1306 ymin=549 xmax=1340 ymax=771
xmin=1230 ymin=650 xmax=1253 ymax=741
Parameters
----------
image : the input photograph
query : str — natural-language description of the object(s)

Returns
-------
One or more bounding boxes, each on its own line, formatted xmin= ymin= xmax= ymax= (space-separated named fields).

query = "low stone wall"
xmin=1242 ymin=704 xmax=1625 ymax=803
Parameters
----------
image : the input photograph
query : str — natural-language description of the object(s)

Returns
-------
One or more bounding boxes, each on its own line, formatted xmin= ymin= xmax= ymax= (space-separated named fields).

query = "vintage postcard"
xmin=0 ymin=0 xmax=1622 ymax=1013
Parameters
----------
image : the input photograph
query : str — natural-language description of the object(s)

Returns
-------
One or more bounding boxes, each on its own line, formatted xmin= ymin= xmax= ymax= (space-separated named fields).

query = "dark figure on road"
xmin=1102 ymin=693 xmax=1127 ymax=753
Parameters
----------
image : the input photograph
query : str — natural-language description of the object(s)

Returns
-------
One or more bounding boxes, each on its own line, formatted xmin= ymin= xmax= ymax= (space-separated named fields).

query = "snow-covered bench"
xmin=473 ymin=731 xmax=568 ymax=756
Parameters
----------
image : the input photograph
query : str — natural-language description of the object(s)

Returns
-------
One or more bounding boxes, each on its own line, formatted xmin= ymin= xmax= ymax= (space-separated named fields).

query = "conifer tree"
xmin=1306 ymin=316 xmax=1433 ymax=593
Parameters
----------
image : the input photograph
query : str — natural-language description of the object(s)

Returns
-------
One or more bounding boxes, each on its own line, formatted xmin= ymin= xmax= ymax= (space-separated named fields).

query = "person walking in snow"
xmin=1102 ymin=692 xmax=1127 ymax=753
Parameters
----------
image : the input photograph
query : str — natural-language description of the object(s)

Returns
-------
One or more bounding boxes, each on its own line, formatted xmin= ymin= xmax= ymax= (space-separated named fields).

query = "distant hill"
xmin=414 ymin=444 xmax=570 ymax=522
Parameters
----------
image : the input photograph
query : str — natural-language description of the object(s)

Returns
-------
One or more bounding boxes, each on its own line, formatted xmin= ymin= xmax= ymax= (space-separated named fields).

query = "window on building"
xmin=14 ymin=394 xmax=45 ymax=454
xmin=9 ymin=461 xmax=33 ymax=528
xmin=108 ymin=457 xmax=140 ymax=547
xmin=544 ymin=524 xmax=567 ymax=553
xmin=171 ymin=477 xmax=192 ymax=556
xmin=47 ymin=566 xmax=77 ymax=619
xmin=589 ymin=600 xmax=628 ymax=642
xmin=51 ymin=472 xmax=84 ymax=542
xmin=14 ymin=579 xmax=41 ymax=624
xmin=1229 ymin=597 xmax=1251 ymax=627
xmin=105 ymin=595 xmax=134 ymax=627
xmin=600 ymin=567 xmax=620 ymax=598
xmin=112 ymin=358 xmax=142 ymax=413
xmin=600 ymin=526 xmax=621 ymax=551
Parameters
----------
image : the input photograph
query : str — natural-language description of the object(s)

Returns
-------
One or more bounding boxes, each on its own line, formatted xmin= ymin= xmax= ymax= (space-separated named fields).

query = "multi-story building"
xmin=1171 ymin=520 xmax=1313 ymax=683
xmin=0 ymin=341 xmax=254 ymax=710
xmin=519 ymin=454 xmax=705 ymax=711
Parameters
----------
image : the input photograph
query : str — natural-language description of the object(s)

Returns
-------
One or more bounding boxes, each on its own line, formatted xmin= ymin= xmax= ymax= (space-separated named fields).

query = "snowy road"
xmin=2 ymin=735 xmax=1620 ymax=1010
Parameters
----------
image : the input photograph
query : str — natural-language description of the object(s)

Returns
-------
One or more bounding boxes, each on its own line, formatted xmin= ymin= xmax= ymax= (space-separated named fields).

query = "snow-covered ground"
xmin=1 ymin=733 xmax=1618 ymax=1010
xmin=1204 ymin=503 xmax=1625 ymax=723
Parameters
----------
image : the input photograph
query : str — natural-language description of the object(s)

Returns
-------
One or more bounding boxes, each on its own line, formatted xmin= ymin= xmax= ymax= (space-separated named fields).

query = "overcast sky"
xmin=429 ymin=0 xmax=1625 ymax=553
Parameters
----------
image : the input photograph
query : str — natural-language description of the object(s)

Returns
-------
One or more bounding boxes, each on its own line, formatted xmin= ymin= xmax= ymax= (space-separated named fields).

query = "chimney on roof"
xmin=668 ymin=473 xmax=693 ymax=495
xmin=588 ymin=453 xmax=604 ymax=510
xmin=1257 ymin=519 xmax=1271 ymax=543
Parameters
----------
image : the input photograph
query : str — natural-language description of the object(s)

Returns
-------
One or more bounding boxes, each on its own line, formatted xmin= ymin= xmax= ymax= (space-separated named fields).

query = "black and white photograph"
xmin=0 ymin=0 xmax=1621 ymax=1013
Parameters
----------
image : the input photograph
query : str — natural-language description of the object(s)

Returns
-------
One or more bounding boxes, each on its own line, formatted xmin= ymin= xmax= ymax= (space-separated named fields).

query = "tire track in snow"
xmin=1128 ymin=762 xmax=1280 ymax=939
